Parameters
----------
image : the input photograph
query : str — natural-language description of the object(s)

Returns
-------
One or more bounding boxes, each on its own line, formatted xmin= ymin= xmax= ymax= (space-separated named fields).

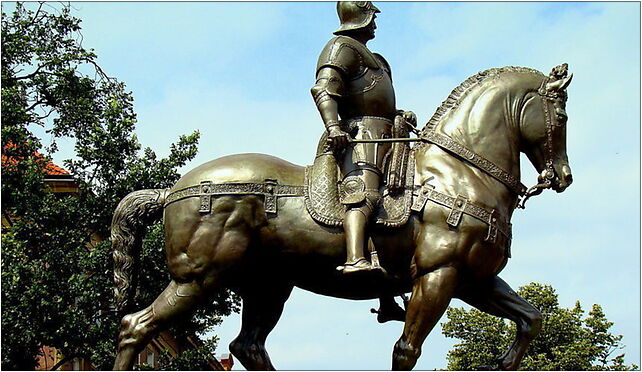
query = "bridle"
xmin=517 ymin=76 xmax=569 ymax=209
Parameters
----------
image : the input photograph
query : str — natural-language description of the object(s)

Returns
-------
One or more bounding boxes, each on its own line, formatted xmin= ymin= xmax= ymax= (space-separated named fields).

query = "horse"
xmin=111 ymin=65 xmax=573 ymax=370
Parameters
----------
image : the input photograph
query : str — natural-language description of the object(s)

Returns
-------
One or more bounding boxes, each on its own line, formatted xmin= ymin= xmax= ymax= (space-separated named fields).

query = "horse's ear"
xmin=559 ymin=73 xmax=573 ymax=91
xmin=545 ymin=64 xmax=572 ymax=94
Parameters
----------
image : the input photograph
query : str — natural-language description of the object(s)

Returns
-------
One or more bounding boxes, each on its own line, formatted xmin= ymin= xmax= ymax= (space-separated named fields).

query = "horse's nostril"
xmin=565 ymin=174 xmax=573 ymax=185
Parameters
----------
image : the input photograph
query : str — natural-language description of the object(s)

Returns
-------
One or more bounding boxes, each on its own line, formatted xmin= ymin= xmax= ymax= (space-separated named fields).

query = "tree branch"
xmin=36 ymin=107 xmax=55 ymax=120
xmin=13 ymin=66 xmax=72 ymax=82
xmin=30 ymin=2 xmax=45 ymax=24
xmin=85 ymin=59 xmax=113 ymax=82
xmin=25 ymin=99 xmax=46 ymax=113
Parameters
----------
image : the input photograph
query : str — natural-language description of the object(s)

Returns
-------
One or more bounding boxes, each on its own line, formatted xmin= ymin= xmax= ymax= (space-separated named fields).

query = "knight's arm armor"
xmin=311 ymin=66 xmax=345 ymax=132
xmin=311 ymin=36 xmax=368 ymax=149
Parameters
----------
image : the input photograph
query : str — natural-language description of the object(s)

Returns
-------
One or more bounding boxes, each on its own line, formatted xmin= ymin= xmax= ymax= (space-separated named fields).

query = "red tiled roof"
xmin=2 ymin=144 xmax=70 ymax=176
xmin=42 ymin=160 xmax=70 ymax=176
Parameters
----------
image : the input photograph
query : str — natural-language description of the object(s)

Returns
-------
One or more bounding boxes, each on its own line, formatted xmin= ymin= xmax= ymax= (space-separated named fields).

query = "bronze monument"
xmin=112 ymin=2 xmax=573 ymax=370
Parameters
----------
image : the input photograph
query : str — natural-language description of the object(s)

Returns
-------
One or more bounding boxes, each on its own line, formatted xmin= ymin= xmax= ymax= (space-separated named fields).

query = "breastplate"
xmin=339 ymin=67 xmax=396 ymax=120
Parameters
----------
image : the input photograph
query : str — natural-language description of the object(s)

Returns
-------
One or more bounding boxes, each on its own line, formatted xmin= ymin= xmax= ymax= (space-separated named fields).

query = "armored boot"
xmin=339 ymin=208 xmax=374 ymax=273
xmin=371 ymin=295 xmax=408 ymax=323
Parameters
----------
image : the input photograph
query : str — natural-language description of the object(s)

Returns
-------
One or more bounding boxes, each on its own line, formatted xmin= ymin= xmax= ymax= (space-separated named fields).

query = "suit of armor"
xmin=311 ymin=2 xmax=406 ymax=273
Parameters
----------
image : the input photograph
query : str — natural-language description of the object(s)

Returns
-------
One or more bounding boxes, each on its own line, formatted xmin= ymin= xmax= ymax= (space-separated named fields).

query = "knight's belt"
xmin=343 ymin=116 xmax=393 ymax=133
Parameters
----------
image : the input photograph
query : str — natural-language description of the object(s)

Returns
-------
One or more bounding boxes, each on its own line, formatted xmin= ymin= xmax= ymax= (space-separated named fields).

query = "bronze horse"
xmin=112 ymin=65 xmax=573 ymax=370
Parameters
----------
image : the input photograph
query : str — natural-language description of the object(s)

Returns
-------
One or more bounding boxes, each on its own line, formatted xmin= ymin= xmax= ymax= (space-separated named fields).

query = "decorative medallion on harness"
xmin=446 ymin=195 xmax=468 ymax=228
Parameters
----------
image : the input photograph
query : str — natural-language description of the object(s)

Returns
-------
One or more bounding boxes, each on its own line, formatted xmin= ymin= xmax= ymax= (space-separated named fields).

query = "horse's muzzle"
xmin=553 ymin=164 xmax=573 ymax=192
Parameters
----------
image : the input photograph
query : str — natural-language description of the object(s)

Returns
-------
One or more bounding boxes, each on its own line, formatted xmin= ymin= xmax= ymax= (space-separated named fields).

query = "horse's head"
xmin=519 ymin=63 xmax=573 ymax=194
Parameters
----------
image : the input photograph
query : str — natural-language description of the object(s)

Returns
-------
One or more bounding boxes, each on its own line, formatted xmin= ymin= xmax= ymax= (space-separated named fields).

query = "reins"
xmin=350 ymin=98 xmax=558 ymax=210
xmin=350 ymin=126 xmax=529 ymax=198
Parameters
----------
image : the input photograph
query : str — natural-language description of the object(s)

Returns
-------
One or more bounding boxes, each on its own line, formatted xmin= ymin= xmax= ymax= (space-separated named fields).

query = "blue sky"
xmin=11 ymin=1 xmax=640 ymax=370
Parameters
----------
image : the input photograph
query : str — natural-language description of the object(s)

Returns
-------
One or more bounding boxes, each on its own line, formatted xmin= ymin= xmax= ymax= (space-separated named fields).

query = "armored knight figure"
xmin=311 ymin=1 xmax=416 ymax=274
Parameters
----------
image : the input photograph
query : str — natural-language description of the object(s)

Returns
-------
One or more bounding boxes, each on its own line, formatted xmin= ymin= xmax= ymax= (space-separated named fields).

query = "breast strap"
xmin=422 ymin=130 xmax=527 ymax=196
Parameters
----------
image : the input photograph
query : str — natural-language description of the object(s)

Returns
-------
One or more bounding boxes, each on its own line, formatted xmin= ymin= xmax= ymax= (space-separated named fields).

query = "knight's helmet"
xmin=334 ymin=1 xmax=380 ymax=35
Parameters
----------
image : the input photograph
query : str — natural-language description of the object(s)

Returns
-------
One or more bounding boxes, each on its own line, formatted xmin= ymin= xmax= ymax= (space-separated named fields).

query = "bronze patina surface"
xmin=111 ymin=3 xmax=573 ymax=370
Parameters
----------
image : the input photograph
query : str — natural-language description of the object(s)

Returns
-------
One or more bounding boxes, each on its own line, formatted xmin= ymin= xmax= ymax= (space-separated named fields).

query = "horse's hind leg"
xmin=230 ymin=284 xmax=293 ymax=370
xmin=458 ymin=276 xmax=542 ymax=370
xmin=113 ymin=280 xmax=205 ymax=370
xmin=392 ymin=266 xmax=459 ymax=370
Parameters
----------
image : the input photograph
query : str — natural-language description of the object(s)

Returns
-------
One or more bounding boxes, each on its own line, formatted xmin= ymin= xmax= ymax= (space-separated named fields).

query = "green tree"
xmin=1 ymin=3 xmax=239 ymax=369
xmin=442 ymin=282 xmax=637 ymax=370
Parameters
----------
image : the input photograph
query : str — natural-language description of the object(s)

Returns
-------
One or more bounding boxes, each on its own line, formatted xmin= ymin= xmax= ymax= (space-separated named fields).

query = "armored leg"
xmin=338 ymin=167 xmax=383 ymax=274
xmin=337 ymin=116 xmax=393 ymax=274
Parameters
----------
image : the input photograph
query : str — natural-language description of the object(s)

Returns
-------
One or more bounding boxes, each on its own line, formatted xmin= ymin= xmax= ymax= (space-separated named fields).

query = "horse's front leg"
xmin=392 ymin=265 xmax=458 ymax=370
xmin=458 ymin=275 xmax=542 ymax=370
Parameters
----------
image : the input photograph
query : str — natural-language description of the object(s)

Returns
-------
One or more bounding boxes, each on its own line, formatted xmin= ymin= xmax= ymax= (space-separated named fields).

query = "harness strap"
xmin=165 ymin=180 xmax=304 ymax=214
xmin=422 ymin=130 xmax=527 ymax=196
xmin=411 ymin=184 xmax=512 ymax=243
xmin=351 ymin=131 xmax=527 ymax=196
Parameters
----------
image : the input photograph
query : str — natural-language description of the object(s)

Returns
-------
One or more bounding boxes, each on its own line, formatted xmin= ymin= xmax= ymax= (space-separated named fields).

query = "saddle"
xmin=303 ymin=148 xmax=415 ymax=228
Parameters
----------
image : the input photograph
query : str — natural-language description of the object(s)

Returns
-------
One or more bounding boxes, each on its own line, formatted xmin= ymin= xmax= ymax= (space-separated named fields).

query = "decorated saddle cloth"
xmin=303 ymin=151 xmax=415 ymax=228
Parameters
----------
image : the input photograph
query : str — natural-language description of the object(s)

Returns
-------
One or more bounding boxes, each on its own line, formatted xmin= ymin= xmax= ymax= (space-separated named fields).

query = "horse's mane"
xmin=419 ymin=66 xmax=545 ymax=135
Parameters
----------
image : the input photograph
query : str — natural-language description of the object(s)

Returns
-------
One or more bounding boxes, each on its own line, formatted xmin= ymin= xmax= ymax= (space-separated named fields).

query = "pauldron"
xmin=316 ymin=35 xmax=379 ymax=78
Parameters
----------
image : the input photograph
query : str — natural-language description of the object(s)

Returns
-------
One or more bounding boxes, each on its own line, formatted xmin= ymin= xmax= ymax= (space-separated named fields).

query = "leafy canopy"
xmin=1 ymin=3 xmax=239 ymax=369
xmin=442 ymin=282 xmax=637 ymax=371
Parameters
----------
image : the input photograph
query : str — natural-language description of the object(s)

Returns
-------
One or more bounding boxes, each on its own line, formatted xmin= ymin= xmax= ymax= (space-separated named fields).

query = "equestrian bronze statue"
xmin=112 ymin=2 xmax=573 ymax=370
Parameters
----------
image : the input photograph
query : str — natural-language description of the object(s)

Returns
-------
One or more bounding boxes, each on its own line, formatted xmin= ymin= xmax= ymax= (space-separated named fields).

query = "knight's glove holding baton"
xmin=397 ymin=109 xmax=417 ymax=133
xmin=399 ymin=110 xmax=417 ymax=128
xmin=326 ymin=120 xmax=350 ymax=150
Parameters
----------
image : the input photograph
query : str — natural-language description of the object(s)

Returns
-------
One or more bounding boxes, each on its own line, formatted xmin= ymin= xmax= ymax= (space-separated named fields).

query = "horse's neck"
xmin=437 ymin=87 xmax=521 ymax=179
xmin=422 ymin=86 xmax=522 ymax=220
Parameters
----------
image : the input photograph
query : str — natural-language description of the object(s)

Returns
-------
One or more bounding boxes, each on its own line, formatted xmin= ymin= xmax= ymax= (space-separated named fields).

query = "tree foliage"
xmin=1 ymin=3 xmax=239 ymax=369
xmin=442 ymin=282 xmax=637 ymax=370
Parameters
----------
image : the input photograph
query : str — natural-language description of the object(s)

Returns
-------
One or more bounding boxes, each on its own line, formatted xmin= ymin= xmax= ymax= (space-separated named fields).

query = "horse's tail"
xmin=112 ymin=188 xmax=168 ymax=312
